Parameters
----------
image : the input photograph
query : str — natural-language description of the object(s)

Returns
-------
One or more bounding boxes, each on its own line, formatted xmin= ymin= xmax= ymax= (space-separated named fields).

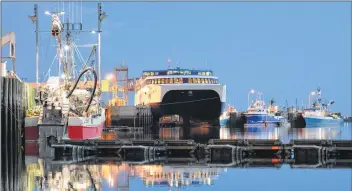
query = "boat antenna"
xmin=206 ymin=60 xmax=208 ymax=70
xmin=168 ymin=58 xmax=171 ymax=69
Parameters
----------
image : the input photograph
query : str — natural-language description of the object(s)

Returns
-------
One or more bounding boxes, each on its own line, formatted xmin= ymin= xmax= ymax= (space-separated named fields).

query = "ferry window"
xmin=165 ymin=78 xmax=169 ymax=84
xmin=157 ymin=79 xmax=161 ymax=84
xmin=175 ymin=78 xmax=179 ymax=83
xmin=197 ymin=78 xmax=201 ymax=83
xmin=185 ymin=70 xmax=191 ymax=75
xmin=188 ymin=78 xmax=192 ymax=83
xmin=201 ymin=78 xmax=205 ymax=83
xmin=167 ymin=71 xmax=171 ymax=75
xmin=151 ymin=79 xmax=154 ymax=84
xmin=180 ymin=71 xmax=184 ymax=75
xmin=205 ymin=79 xmax=208 ymax=84
xmin=155 ymin=72 xmax=159 ymax=75
xmin=170 ymin=78 xmax=173 ymax=83
xmin=179 ymin=78 xmax=183 ymax=83
xmin=198 ymin=72 xmax=201 ymax=75
xmin=206 ymin=72 xmax=210 ymax=76
xmin=151 ymin=72 xmax=154 ymax=76
xmin=193 ymin=78 xmax=197 ymax=83
xmin=161 ymin=78 xmax=165 ymax=84
xmin=202 ymin=72 xmax=206 ymax=76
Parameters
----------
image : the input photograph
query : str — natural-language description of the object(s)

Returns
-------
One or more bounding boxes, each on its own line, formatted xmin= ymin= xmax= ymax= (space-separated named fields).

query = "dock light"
xmin=28 ymin=15 xmax=37 ymax=23
xmin=248 ymin=89 xmax=256 ymax=108
xmin=105 ymin=73 xmax=113 ymax=81
xmin=99 ymin=12 xmax=108 ymax=22
xmin=64 ymin=45 xmax=70 ymax=51
xmin=45 ymin=11 xmax=51 ymax=15
xmin=142 ymin=87 xmax=149 ymax=93
xmin=61 ymin=73 xmax=65 ymax=79
xmin=90 ymin=30 xmax=96 ymax=34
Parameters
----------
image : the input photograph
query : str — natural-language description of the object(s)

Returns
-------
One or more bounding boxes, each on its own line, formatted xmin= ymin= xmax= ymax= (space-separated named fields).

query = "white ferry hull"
xmin=135 ymin=84 xmax=226 ymax=125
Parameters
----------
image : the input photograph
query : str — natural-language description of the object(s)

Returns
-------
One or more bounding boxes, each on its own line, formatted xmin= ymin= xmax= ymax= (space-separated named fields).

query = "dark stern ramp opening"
xmin=161 ymin=90 xmax=221 ymax=122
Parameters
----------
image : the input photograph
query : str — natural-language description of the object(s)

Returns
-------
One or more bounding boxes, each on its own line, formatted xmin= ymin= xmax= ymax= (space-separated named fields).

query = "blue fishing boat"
xmin=244 ymin=90 xmax=281 ymax=127
xmin=303 ymin=87 xmax=343 ymax=127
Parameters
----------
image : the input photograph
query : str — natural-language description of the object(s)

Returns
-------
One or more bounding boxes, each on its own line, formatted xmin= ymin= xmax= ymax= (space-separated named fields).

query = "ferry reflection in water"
xmin=25 ymin=161 xmax=225 ymax=190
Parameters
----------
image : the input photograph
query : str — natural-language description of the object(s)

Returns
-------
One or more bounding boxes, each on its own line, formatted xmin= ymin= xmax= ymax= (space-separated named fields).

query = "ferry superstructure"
xmin=134 ymin=67 xmax=226 ymax=125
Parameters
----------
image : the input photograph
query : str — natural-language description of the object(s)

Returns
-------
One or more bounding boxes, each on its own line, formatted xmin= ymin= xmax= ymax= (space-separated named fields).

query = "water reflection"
xmin=220 ymin=124 xmax=350 ymax=144
xmin=25 ymin=160 xmax=225 ymax=190
xmin=220 ymin=126 xmax=280 ymax=140
xmin=23 ymin=123 xmax=352 ymax=190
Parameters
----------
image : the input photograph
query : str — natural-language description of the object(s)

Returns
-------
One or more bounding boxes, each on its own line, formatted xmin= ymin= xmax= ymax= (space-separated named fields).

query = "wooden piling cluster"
xmin=1 ymin=77 xmax=27 ymax=191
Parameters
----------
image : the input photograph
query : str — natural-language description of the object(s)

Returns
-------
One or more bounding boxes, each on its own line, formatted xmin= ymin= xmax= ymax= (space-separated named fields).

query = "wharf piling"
xmin=1 ymin=77 xmax=27 ymax=191
xmin=42 ymin=137 xmax=352 ymax=169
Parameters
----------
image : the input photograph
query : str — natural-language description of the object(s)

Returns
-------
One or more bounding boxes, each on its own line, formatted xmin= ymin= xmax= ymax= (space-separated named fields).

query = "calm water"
xmin=24 ymin=123 xmax=352 ymax=191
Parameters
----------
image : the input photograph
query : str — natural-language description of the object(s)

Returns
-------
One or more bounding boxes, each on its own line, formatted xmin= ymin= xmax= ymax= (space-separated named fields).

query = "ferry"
xmin=244 ymin=91 xmax=281 ymax=127
xmin=303 ymin=87 xmax=343 ymax=127
xmin=134 ymin=66 xmax=226 ymax=125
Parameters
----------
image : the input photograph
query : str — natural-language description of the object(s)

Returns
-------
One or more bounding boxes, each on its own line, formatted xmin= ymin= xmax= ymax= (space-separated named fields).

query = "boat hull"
xmin=67 ymin=110 xmax=106 ymax=140
xmin=67 ymin=122 xmax=104 ymax=140
xmin=219 ymin=116 xmax=230 ymax=126
xmin=245 ymin=114 xmax=280 ymax=126
xmin=304 ymin=116 xmax=344 ymax=127
xmin=24 ymin=116 xmax=40 ymax=156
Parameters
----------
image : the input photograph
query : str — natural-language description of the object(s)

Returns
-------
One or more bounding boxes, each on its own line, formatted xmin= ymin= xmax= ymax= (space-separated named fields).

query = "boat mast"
xmin=30 ymin=4 xmax=39 ymax=87
xmin=64 ymin=18 xmax=71 ymax=85
xmin=97 ymin=3 xmax=107 ymax=91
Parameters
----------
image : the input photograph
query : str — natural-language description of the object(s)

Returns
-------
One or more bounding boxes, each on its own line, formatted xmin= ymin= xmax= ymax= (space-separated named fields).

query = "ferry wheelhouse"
xmin=134 ymin=67 xmax=226 ymax=125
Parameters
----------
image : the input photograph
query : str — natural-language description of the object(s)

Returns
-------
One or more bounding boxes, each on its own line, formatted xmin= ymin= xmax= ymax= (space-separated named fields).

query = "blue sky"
xmin=2 ymin=2 xmax=351 ymax=115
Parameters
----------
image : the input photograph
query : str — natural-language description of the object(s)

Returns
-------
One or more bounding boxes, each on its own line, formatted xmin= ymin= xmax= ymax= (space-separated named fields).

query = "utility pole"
xmin=29 ymin=4 xmax=39 ymax=87
xmin=97 ymin=3 xmax=107 ymax=90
